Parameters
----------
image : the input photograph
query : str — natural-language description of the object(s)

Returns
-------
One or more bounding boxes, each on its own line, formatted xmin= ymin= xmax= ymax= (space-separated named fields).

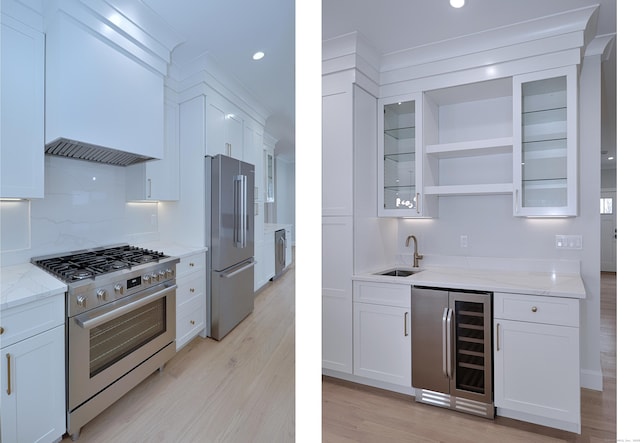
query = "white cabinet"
xmin=0 ymin=12 xmax=45 ymax=199
xmin=493 ymin=292 xmax=580 ymax=433
xmin=378 ymin=93 xmax=426 ymax=217
xmin=126 ymin=99 xmax=180 ymax=201
xmin=285 ymin=226 xmax=293 ymax=268
xmin=322 ymin=216 xmax=353 ymax=374
xmin=175 ymin=252 xmax=206 ymax=350
xmin=1 ymin=294 xmax=65 ymax=443
xmin=423 ymin=78 xmax=513 ymax=202
xmin=513 ymin=66 xmax=578 ymax=216
xmin=352 ymin=281 xmax=411 ymax=387
xmin=205 ymin=97 xmax=244 ymax=160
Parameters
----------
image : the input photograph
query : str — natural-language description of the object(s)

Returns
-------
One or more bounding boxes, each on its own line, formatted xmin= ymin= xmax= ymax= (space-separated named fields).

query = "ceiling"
xmin=142 ymin=0 xmax=295 ymax=162
xmin=322 ymin=0 xmax=617 ymax=171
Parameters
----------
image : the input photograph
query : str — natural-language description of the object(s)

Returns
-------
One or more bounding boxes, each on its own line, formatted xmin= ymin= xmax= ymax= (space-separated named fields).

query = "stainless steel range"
xmin=32 ymin=244 xmax=179 ymax=441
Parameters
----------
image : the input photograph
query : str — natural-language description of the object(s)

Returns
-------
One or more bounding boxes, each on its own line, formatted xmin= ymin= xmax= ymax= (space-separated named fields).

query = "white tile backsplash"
xmin=1 ymin=156 xmax=159 ymax=266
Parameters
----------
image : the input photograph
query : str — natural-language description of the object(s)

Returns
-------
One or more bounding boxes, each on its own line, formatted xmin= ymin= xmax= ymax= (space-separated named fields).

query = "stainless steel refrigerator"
xmin=205 ymin=154 xmax=255 ymax=340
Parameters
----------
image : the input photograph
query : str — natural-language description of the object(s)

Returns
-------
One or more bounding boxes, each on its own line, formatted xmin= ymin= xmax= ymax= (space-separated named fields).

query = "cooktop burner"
xmin=32 ymin=244 xmax=168 ymax=283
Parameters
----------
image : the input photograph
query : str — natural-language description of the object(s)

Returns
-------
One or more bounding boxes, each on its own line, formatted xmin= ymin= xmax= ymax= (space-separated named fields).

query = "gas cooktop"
xmin=31 ymin=244 xmax=169 ymax=283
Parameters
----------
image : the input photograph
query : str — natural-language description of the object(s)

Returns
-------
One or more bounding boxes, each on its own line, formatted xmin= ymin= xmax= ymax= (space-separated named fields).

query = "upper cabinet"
xmin=378 ymin=93 xmax=426 ymax=217
xmin=263 ymin=134 xmax=276 ymax=203
xmin=126 ymin=98 xmax=180 ymax=201
xmin=206 ymin=96 xmax=244 ymax=160
xmin=513 ymin=66 xmax=578 ymax=217
xmin=0 ymin=11 xmax=45 ymax=199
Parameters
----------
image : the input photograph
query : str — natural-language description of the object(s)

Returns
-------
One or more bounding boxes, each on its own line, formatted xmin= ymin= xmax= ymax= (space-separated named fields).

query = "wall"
xmin=0 ymin=156 xmax=160 ymax=267
xmin=275 ymin=156 xmax=296 ymax=243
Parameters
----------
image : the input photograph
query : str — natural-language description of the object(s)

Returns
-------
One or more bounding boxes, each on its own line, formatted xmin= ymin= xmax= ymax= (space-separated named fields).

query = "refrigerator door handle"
xmin=234 ymin=175 xmax=247 ymax=248
xmin=442 ymin=307 xmax=449 ymax=378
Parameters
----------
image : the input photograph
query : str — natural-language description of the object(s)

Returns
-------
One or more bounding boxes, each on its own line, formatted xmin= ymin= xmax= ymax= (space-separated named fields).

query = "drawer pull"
xmin=189 ymin=262 xmax=195 ymax=267
xmin=404 ymin=312 xmax=409 ymax=337
xmin=0 ymin=326 xmax=4 ymax=335
xmin=531 ymin=306 xmax=538 ymax=313
xmin=190 ymin=320 xmax=195 ymax=325
xmin=190 ymin=288 xmax=195 ymax=293
xmin=496 ymin=323 xmax=500 ymax=351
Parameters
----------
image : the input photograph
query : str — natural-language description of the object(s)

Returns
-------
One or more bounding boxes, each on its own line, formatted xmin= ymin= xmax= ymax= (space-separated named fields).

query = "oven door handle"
xmin=74 ymin=284 xmax=177 ymax=330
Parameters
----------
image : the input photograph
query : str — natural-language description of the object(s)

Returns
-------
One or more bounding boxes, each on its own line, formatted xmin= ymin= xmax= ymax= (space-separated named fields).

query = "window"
xmin=600 ymin=197 xmax=613 ymax=215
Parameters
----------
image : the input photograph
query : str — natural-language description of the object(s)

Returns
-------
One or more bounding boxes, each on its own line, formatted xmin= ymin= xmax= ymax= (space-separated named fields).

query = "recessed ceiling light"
xmin=450 ymin=0 xmax=465 ymax=8
xmin=252 ymin=51 xmax=265 ymax=61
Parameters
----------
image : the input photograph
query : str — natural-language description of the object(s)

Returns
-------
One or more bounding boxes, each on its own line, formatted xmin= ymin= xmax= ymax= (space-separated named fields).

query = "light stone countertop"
xmin=355 ymin=265 xmax=586 ymax=299
xmin=135 ymin=241 xmax=207 ymax=258
xmin=1 ymin=263 xmax=67 ymax=311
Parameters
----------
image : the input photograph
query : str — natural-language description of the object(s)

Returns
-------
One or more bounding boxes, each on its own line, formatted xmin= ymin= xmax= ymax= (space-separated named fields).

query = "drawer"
xmin=176 ymin=252 xmax=205 ymax=278
xmin=176 ymin=295 xmax=205 ymax=350
xmin=353 ymin=280 xmax=410 ymax=308
xmin=176 ymin=271 xmax=205 ymax=306
xmin=494 ymin=292 xmax=579 ymax=327
xmin=0 ymin=293 xmax=65 ymax=348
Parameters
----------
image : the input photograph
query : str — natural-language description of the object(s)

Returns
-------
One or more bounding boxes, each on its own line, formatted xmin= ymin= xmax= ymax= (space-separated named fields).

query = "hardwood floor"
xmin=323 ymin=272 xmax=617 ymax=443
xmin=62 ymin=262 xmax=295 ymax=442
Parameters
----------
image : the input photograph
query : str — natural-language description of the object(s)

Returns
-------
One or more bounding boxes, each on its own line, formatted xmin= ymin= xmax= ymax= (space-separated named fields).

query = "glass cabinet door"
xmin=378 ymin=94 xmax=423 ymax=216
xmin=514 ymin=67 xmax=577 ymax=216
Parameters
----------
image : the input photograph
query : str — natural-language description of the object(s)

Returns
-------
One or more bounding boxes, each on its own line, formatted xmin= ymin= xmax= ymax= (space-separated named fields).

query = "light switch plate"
xmin=555 ymin=235 xmax=582 ymax=249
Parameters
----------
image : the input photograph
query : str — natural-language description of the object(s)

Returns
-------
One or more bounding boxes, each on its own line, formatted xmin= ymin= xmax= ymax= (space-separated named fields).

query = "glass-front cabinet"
xmin=513 ymin=66 xmax=577 ymax=216
xmin=378 ymin=93 xmax=424 ymax=217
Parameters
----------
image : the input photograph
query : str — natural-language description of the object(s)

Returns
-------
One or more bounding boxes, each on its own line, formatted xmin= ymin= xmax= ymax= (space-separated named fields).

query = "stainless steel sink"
xmin=376 ymin=268 xmax=418 ymax=277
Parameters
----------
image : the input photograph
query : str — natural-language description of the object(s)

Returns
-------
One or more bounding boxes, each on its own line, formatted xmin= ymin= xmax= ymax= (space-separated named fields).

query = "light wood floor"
xmin=323 ymin=272 xmax=617 ymax=443
xmin=63 ymin=262 xmax=295 ymax=442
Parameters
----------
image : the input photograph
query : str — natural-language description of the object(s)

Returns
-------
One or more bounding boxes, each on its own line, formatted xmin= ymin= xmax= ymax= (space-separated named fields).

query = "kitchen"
xmin=320 ymin=0 xmax=625 ymax=441
xmin=0 ymin=0 xmax=295 ymax=441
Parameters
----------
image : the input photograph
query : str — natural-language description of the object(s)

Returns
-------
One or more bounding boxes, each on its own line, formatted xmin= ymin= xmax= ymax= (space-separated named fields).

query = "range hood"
xmin=45 ymin=138 xmax=154 ymax=167
xmin=43 ymin=0 xmax=183 ymax=168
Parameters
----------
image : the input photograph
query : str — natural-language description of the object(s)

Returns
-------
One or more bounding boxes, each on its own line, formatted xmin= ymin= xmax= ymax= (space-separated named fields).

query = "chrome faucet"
xmin=405 ymin=235 xmax=424 ymax=268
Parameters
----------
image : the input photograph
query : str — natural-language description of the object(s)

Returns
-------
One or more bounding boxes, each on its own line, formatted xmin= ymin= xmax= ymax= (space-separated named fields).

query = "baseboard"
xmin=581 ymin=368 xmax=604 ymax=391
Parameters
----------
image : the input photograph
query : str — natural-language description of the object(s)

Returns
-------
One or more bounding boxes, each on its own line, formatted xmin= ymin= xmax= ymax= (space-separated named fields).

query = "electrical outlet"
xmin=460 ymin=235 xmax=468 ymax=248
xmin=555 ymin=235 xmax=583 ymax=250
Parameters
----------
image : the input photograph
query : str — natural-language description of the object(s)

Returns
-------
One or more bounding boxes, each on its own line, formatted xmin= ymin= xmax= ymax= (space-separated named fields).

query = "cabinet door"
xmin=353 ymin=302 xmax=411 ymax=386
xmin=225 ymin=112 xmax=244 ymax=160
xmin=322 ymin=216 xmax=353 ymax=373
xmin=513 ymin=66 xmax=577 ymax=216
xmin=1 ymin=15 xmax=45 ymax=198
xmin=378 ymin=93 xmax=424 ymax=217
xmin=494 ymin=318 xmax=580 ymax=425
xmin=1 ymin=325 xmax=65 ymax=443
xmin=126 ymin=100 xmax=180 ymax=200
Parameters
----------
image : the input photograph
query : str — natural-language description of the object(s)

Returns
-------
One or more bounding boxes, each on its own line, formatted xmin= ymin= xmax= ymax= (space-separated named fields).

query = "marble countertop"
xmin=136 ymin=241 xmax=207 ymax=258
xmin=355 ymin=265 xmax=586 ymax=299
xmin=1 ymin=263 xmax=67 ymax=311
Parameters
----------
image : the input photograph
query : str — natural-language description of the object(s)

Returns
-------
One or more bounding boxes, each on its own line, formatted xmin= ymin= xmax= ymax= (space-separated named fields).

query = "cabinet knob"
xmin=190 ymin=288 xmax=195 ymax=293
xmin=190 ymin=320 xmax=195 ymax=325
xmin=0 ymin=326 xmax=4 ymax=335
xmin=189 ymin=262 xmax=195 ymax=267
xmin=531 ymin=306 xmax=538 ymax=313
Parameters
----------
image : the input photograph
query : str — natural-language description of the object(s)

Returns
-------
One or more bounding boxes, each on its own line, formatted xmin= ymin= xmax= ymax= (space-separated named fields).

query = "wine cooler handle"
xmin=446 ymin=308 xmax=453 ymax=379
xmin=442 ymin=307 xmax=449 ymax=378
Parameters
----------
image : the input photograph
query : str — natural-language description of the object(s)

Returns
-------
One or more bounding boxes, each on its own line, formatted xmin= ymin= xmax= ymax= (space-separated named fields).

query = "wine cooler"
xmin=411 ymin=286 xmax=494 ymax=418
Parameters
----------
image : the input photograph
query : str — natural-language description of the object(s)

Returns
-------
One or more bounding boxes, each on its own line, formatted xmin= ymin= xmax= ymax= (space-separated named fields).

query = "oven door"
xmin=67 ymin=282 xmax=176 ymax=411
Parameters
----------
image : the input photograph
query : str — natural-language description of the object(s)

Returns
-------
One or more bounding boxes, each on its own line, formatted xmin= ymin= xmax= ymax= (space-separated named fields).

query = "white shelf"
xmin=425 ymin=137 xmax=513 ymax=158
xmin=424 ymin=183 xmax=513 ymax=196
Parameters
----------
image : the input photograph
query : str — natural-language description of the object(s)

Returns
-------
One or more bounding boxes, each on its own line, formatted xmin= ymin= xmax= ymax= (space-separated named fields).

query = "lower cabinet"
xmin=1 ymin=295 xmax=65 ymax=443
xmin=352 ymin=281 xmax=411 ymax=387
xmin=493 ymin=292 xmax=580 ymax=433
xmin=176 ymin=251 xmax=206 ymax=350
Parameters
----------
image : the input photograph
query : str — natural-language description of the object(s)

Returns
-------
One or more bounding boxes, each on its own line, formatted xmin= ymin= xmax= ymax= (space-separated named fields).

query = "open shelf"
xmin=424 ymin=183 xmax=513 ymax=196
xmin=425 ymin=136 xmax=513 ymax=158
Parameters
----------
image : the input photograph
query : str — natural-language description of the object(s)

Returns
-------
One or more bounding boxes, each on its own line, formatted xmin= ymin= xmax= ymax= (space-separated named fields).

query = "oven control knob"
xmin=158 ymin=270 xmax=166 ymax=279
xmin=114 ymin=284 xmax=124 ymax=295
xmin=97 ymin=289 xmax=108 ymax=301
xmin=165 ymin=269 xmax=174 ymax=277
xmin=151 ymin=272 xmax=158 ymax=281
xmin=76 ymin=296 xmax=87 ymax=308
xmin=143 ymin=274 xmax=151 ymax=283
